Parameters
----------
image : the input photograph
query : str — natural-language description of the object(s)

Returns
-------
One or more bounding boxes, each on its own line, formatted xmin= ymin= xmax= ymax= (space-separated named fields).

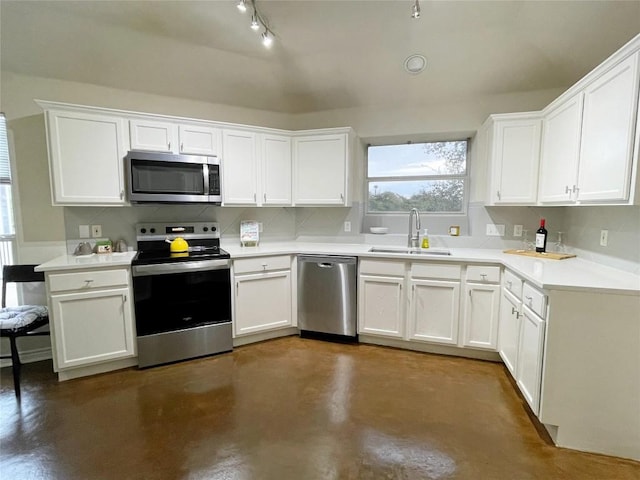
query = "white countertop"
xmin=224 ymin=242 xmax=640 ymax=295
xmin=35 ymin=252 xmax=137 ymax=272
xmin=35 ymin=243 xmax=640 ymax=295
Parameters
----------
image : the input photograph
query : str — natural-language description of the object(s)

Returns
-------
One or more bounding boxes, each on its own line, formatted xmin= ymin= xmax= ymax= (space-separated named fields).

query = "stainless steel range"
xmin=131 ymin=222 xmax=232 ymax=368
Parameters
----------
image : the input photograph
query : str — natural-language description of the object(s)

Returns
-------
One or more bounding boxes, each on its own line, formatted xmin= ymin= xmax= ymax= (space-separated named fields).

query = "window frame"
xmin=365 ymin=138 xmax=471 ymax=216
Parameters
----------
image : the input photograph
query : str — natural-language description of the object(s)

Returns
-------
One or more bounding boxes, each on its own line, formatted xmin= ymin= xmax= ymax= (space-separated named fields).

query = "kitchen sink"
xmin=369 ymin=247 xmax=451 ymax=256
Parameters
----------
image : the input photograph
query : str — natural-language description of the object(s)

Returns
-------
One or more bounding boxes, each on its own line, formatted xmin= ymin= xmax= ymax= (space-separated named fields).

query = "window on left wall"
xmin=0 ymin=113 xmax=17 ymax=302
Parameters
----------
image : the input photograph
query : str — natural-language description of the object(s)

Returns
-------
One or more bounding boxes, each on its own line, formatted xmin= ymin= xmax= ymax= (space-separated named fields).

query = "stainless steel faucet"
xmin=407 ymin=208 xmax=421 ymax=248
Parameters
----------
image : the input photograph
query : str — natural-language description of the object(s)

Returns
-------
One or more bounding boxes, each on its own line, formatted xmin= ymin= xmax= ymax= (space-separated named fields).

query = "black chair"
xmin=0 ymin=264 xmax=49 ymax=397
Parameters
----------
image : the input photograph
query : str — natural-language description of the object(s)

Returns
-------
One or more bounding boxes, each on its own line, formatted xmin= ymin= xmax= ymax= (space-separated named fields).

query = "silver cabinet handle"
xmin=168 ymin=141 xmax=171 ymax=151
xmin=264 ymin=193 xmax=267 ymax=202
xmin=84 ymin=279 xmax=94 ymax=286
xmin=180 ymin=142 xmax=184 ymax=152
xmin=340 ymin=193 xmax=344 ymax=201
xmin=123 ymin=294 xmax=127 ymax=302
xmin=565 ymin=185 xmax=571 ymax=194
xmin=254 ymin=193 xmax=257 ymax=202
xmin=497 ymin=190 xmax=501 ymax=200
xmin=480 ymin=274 xmax=487 ymax=280
xmin=120 ymin=190 xmax=124 ymax=199
xmin=262 ymin=263 xmax=268 ymax=270
xmin=236 ymin=282 xmax=239 ymax=295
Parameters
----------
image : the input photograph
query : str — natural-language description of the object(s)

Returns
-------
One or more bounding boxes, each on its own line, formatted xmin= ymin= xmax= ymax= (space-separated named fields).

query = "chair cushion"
xmin=0 ymin=305 xmax=49 ymax=333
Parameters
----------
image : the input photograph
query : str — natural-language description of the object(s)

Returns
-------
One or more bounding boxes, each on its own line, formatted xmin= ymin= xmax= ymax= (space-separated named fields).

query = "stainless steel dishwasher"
xmin=298 ymin=255 xmax=357 ymax=341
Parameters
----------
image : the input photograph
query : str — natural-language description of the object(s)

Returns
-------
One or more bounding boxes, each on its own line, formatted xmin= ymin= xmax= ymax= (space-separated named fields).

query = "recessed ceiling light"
xmin=404 ymin=54 xmax=427 ymax=74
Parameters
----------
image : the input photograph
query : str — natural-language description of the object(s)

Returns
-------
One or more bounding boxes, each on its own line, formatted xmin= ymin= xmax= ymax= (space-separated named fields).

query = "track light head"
xmin=261 ymin=30 xmax=273 ymax=48
xmin=250 ymin=14 xmax=260 ymax=31
xmin=237 ymin=0 xmax=247 ymax=13
xmin=411 ymin=0 xmax=421 ymax=19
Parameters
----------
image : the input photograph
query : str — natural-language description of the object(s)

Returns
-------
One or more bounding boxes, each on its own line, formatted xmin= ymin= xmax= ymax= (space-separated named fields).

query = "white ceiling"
xmin=1 ymin=0 xmax=639 ymax=114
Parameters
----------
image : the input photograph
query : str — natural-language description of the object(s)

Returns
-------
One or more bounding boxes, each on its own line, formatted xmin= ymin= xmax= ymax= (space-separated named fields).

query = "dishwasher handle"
xmin=298 ymin=255 xmax=357 ymax=265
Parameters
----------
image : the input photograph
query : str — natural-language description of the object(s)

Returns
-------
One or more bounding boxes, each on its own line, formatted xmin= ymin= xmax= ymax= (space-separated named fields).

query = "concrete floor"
xmin=1 ymin=336 xmax=638 ymax=480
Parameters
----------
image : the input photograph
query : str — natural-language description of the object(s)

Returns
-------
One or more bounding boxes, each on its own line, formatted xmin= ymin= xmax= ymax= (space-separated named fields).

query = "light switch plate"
xmin=79 ymin=225 xmax=90 ymax=238
xmin=344 ymin=221 xmax=351 ymax=232
xmin=514 ymin=225 xmax=523 ymax=237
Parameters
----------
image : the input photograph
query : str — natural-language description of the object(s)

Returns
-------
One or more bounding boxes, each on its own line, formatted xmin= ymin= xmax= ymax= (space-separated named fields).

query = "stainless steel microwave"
xmin=125 ymin=151 xmax=221 ymax=204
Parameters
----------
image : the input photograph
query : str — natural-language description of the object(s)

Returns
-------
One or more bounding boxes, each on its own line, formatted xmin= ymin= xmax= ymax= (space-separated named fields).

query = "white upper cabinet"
xmin=539 ymin=48 xmax=640 ymax=205
xmin=260 ymin=133 xmax=292 ymax=205
xmin=293 ymin=131 xmax=352 ymax=206
xmin=130 ymin=119 xmax=220 ymax=156
xmin=222 ymin=129 xmax=258 ymax=205
xmin=538 ymin=93 xmax=584 ymax=203
xmin=577 ymin=52 xmax=640 ymax=202
xmin=129 ymin=119 xmax=175 ymax=153
xmin=178 ymin=124 xmax=220 ymax=156
xmin=484 ymin=113 xmax=542 ymax=205
xmin=45 ymin=108 xmax=128 ymax=205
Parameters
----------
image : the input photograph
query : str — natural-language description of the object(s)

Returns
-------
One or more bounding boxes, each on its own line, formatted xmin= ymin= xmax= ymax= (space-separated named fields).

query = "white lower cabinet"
xmin=408 ymin=263 xmax=461 ymax=345
xmin=233 ymin=256 xmax=293 ymax=336
xmin=497 ymin=269 xmax=548 ymax=416
xmin=498 ymin=289 xmax=522 ymax=377
xmin=358 ymin=258 xmax=406 ymax=338
xmin=47 ymin=268 xmax=136 ymax=371
xmin=461 ymin=265 xmax=501 ymax=350
xmin=516 ymin=305 xmax=546 ymax=415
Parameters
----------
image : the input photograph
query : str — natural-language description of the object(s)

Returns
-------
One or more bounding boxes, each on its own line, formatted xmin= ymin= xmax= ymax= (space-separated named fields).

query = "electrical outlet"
xmin=344 ymin=221 xmax=351 ymax=233
xmin=600 ymin=229 xmax=608 ymax=247
xmin=513 ymin=225 xmax=523 ymax=237
xmin=91 ymin=225 xmax=102 ymax=238
xmin=486 ymin=224 xmax=505 ymax=236
xmin=79 ymin=225 xmax=90 ymax=238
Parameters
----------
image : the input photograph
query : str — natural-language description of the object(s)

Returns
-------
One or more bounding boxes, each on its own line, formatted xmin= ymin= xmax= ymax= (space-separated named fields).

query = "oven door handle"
xmin=133 ymin=259 xmax=230 ymax=277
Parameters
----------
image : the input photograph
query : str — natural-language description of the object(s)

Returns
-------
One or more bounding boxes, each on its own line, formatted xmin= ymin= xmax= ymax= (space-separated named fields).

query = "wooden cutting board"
xmin=503 ymin=249 xmax=576 ymax=260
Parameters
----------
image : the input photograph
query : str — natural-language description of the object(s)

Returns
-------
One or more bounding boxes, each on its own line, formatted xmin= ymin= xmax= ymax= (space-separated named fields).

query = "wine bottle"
xmin=535 ymin=218 xmax=548 ymax=253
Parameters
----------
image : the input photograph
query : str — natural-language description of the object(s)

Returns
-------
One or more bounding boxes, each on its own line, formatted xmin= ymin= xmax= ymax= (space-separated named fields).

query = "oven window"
xmin=133 ymin=268 xmax=231 ymax=336
xmin=131 ymin=160 xmax=205 ymax=195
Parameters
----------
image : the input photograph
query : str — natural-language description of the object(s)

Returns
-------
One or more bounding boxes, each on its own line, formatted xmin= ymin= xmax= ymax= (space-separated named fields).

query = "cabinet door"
xmin=491 ymin=118 xmax=541 ymax=204
xmin=293 ymin=134 xmax=347 ymax=205
xmin=178 ymin=124 xmax=220 ymax=156
xmin=46 ymin=110 xmax=127 ymax=205
xmin=358 ymin=275 xmax=404 ymax=338
xmin=577 ymin=52 xmax=640 ymax=202
xmin=462 ymin=283 xmax=500 ymax=350
xmin=234 ymin=271 xmax=292 ymax=336
xmin=498 ymin=289 xmax=522 ymax=378
xmin=50 ymin=287 xmax=135 ymax=369
xmin=261 ymin=134 xmax=292 ymax=205
xmin=129 ymin=119 xmax=176 ymax=152
xmin=408 ymin=279 xmax=460 ymax=345
xmin=516 ymin=306 xmax=546 ymax=415
xmin=222 ymin=129 xmax=258 ymax=205
xmin=538 ymin=94 xmax=584 ymax=203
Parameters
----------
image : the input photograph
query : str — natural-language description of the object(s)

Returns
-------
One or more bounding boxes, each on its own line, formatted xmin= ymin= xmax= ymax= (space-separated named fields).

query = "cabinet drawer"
xmin=411 ymin=263 xmax=461 ymax=280
xmin=522 ymin=283 xmax=546 ymax=318
xmin=466 ymin=265 xmax=501 ymax=283
xmin=359 ymin=259 xmax=405 ymax=277
xmin=48 ymin=269 xmax=129 ymax=293
xmin=234 ymin=255 xmax=291 ymax=274
xmin=503 ymin=270 xmax=523 ymax=298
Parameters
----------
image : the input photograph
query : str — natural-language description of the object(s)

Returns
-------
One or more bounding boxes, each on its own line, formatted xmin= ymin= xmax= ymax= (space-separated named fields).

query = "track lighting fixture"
xmin=411 ymin=0 xmax=421 ymax=19
xmin=250 ymin=14 xmax=260 ymax=31
xmin=261 ymin=30 xmax=273 ymax=48
xmin=236 ymin=0 xmax=275 ymax=48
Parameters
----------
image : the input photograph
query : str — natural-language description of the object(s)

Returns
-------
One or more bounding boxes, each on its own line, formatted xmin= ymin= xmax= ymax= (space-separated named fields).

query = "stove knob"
xmin=140 ymin=228 xmax=147 ymax=234
xmin=203 ymin=227 xmax=209 ymax=232
xmin=211 ymin=226 xmax=217 ymax=232
xmin=150 ymin=228 xmax=156 ymax=234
